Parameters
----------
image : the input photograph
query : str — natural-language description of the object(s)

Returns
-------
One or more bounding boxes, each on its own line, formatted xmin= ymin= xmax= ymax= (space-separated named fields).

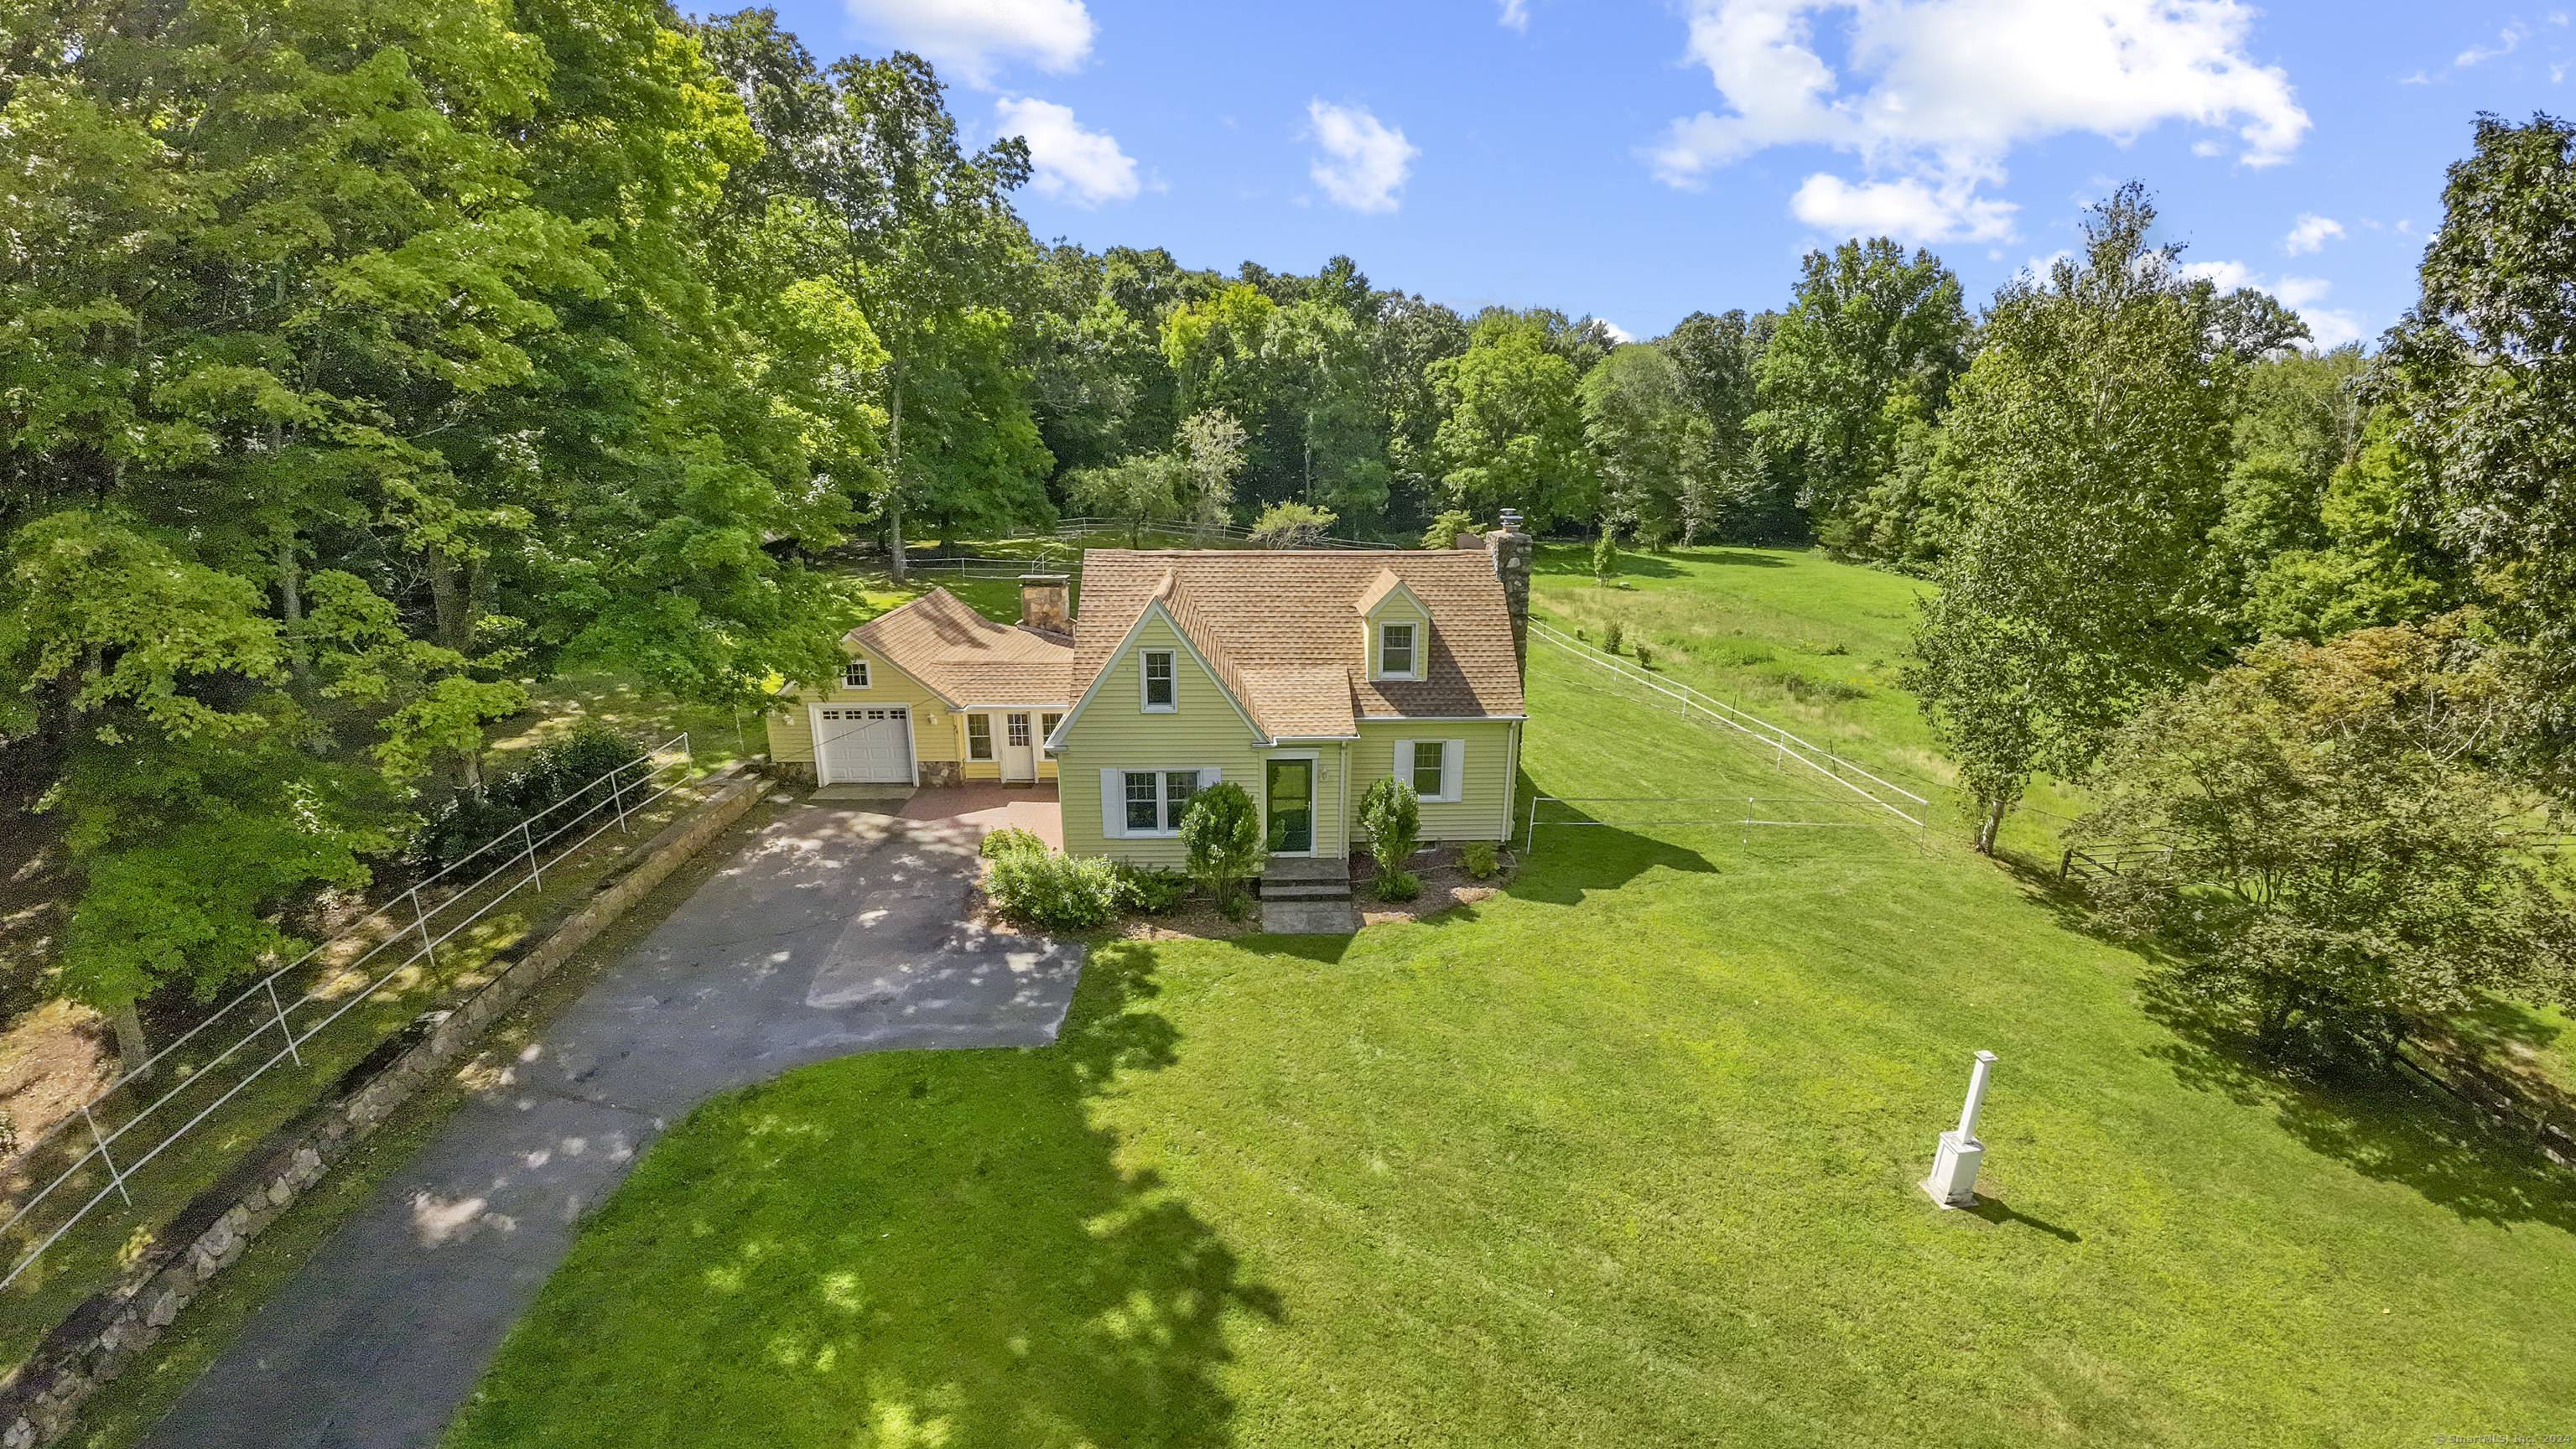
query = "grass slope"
xmin=444 ymin=551 xmax=2576 ymax=1448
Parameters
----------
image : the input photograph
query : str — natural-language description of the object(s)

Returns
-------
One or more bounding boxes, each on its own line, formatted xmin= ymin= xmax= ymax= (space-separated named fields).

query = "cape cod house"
xmin=765 ymin=527 xmax=1533 ymax=866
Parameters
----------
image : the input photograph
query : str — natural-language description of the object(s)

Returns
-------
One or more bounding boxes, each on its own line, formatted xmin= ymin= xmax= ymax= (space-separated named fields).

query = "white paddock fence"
xmin=1050 ymin=517 xmax=1404 ymax=551
xmin=0 ymin=733 xmax=697 ymax=1291
xmin=1524 ymin=620 xmax=1932 ymax=848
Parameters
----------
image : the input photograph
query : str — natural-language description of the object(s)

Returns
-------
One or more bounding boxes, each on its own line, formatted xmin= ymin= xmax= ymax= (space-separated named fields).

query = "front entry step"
xmin=1256 ymin=856 xmax=1357 ymax=934
xmin=1257 ymin=856 xmax=1351 ymax=891
xmin=1260 ymin=899 xmax=1359 ymax=934
xmin=1262 ymin=883 xmax=1352 ymax=901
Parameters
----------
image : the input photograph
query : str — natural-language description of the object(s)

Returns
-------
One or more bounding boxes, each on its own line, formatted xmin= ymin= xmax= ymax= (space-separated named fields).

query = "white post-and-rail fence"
xmin=1048 ymin=517 xmax=1405 ymax=551
xmin=0 ymin=733 xmax=698 ymax=1291
xmin=1523 ymin=795 xmax=1929 ymax=851
xmin=1524 ymin=619 xmax=1931 ymax=846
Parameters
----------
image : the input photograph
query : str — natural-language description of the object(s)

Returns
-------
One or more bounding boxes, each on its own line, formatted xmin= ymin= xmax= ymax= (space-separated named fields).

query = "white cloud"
xmin=1498 ymin=0 xmax=1530 ymax=29
xmin=2456 ymin=25 xmax=2527 ymax=68
xmin=2182 ymin=261 xmax=2362 ymax=347
xmin=2283 ymin=212 xmax=2345 ymax=255
xmin=1649 ymin=0 xmax=2310 ymax=243
xmin=1306 ymin=101 xmax=1418 ymax=214
xmin=2303 ymin=310 xmax=2365 ymax=347
xmin=843 ymin=0 xmax=1093 ymax=86
xmin=1790 ymin=174 xmax=2018 ymax=242
xmin=1601 ymin=319 xmax=1638 ymax=342
xmin=995 ymin=97 xmax=1137 ymax=206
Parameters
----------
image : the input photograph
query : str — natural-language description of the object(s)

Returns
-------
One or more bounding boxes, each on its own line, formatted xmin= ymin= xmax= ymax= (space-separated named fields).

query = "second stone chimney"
xmin=1452 ymin=514 xmax=1532 ymax=674
xmin=1019 ymin=574 xmax=1071 ymax=636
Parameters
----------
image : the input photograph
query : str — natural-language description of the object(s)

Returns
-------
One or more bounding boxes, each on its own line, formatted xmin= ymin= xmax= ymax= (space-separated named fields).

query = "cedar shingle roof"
xmin=845 ymin=587 xmax=1075 ymax=706
xmin=1072 ymin=549 xmax=1524 ymax=738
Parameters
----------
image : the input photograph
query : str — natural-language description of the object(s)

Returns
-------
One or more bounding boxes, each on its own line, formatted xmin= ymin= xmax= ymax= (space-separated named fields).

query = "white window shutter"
xmin=1444 ymin=739 xmax=1465 ymax=802
xmin=1393 ymin=740 xmax=1414 ymax=789
xmin=1100 ymin=769 xmax=1125 ymax=839
xmin=1198 ymin=767 xmax=1221 ymax=789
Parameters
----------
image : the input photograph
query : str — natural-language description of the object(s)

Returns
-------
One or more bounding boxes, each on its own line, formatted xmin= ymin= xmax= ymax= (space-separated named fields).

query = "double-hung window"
xmin=1380 ymin=622 xmax=1416 ymax=678
xmin=1124 ymin=771 xmax=1161 ymax=832
xmin=1041 ymin=711 xmax=1063 ymax=742
xmin=1396 ymin=739 xmax=1463 ymax=803
xmin=967 ymin=714 xmax=994 ymax=761
xmin=842 ymin=657 xmax=870 ymax=688
xmin=1410 ymin=740 xmax=1446 ymax=798
xmin=1121 ymin=770 xmax=1203 ymax=834
xmin=1142 ymin=650 xmax=1176 ymax=710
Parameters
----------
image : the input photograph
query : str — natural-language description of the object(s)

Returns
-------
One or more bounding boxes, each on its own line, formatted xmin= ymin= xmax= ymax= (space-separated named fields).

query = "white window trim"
xmin=1392 ymin=738 xmax=1466 ymax=804
xmin=1099 ymin=766 xmax=1221 ymax=839
xmin=1374 ymin=621 xmax=1423 ymax=682
xmin=965 ymin=712 xmax=995 ymax=761
xmin=841 ymin=656 xmax=871 ymax=689
xmin=1140 ymin=649 xmax=1178 ymax=712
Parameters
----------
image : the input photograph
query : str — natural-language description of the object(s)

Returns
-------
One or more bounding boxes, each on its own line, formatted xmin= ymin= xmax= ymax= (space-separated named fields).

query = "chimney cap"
xmin=1018 ymin=573 xmax=1070 ymax=584
xmin=1497 ymin=509 xmax=1524 ymax=533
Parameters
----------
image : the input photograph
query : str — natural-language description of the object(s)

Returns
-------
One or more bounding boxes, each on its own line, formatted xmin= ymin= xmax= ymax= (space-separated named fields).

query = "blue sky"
xmin=735 ymin=0 xmax=2576 ymax=348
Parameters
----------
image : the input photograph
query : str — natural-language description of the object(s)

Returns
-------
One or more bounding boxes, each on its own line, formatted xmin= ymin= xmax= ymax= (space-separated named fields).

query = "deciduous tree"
xmin=2074 ymin=620 xmax=2574 ymax=1066
xmin=1909 ymin=185 xmax=2236 ymax=852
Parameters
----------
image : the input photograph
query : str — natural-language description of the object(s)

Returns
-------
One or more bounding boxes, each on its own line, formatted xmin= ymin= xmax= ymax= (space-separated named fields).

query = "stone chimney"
xmin=1019 ymin=574 xmax=1071 ymax=635
xmin=1454 ymin=513 xmax=1531 ymax=673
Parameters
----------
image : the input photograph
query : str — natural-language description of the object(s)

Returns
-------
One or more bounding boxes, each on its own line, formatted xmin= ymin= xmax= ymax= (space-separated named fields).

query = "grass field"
xmin=443 ymin=547 xmax=2576 ymax=1447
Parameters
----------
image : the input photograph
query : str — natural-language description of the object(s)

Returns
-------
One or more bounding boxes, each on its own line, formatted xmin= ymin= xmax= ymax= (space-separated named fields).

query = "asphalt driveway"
xmin=138 ymin=799 xmax=1083 ymax=1449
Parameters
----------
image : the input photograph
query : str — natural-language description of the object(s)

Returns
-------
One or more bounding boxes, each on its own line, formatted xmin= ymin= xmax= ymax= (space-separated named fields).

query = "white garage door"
xmin=814 ymin=706 xmax=912 ymax=784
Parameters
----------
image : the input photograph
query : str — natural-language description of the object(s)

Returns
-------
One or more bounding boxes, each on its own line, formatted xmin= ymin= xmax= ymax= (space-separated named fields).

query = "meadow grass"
xmin=441 ymin=548 xmax=2576 ymax=1447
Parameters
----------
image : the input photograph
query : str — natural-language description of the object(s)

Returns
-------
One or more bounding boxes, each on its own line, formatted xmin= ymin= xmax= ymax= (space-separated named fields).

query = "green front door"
xmin=1265 ymin=759 xmax=1314 ymax=854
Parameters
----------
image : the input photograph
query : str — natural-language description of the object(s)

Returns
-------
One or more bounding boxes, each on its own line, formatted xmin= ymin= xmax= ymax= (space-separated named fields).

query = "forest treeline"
xmin=3 ymin=0 xmax=2574 ymax=1070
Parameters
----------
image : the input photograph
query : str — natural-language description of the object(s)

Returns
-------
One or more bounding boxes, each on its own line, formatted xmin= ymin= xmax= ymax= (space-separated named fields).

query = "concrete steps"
xmin=1256 ymin=856 xmax=1358 ymax=935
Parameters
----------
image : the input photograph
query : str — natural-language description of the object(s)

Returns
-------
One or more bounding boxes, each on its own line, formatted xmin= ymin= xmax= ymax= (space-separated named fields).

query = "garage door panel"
xmin=814 ymin=706 xmax=911 ymax=783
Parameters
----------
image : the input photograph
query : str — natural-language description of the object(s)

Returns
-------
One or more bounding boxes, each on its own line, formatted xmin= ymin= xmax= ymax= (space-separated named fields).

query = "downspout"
xmin=1339 ymin=740 xmax=1351 ymax=863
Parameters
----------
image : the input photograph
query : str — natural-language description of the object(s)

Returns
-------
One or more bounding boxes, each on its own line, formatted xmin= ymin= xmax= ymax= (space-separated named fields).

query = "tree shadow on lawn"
xmin=1530 ymin=551 xmax=1689 ymax=582
xmin=448 ymin=940 xmax=1279 ymax=1449
xmin=1976 ymin=849 xmax=2576 ymax=1236
xmin=2141 ymin=985 xmax=2576 ymax=1239
xmin=1493 ymin=803 xmax=1722 ymax=911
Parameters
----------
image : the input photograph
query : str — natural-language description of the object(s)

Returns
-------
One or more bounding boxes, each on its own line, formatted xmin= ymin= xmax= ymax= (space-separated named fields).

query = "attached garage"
xmin=811 ymin=705 xmax=915 ymax=785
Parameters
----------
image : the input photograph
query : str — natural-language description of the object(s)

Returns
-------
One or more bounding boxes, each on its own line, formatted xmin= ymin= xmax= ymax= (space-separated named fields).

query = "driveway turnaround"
xmin=139 ymin=802 xmax=1083 ymax=1449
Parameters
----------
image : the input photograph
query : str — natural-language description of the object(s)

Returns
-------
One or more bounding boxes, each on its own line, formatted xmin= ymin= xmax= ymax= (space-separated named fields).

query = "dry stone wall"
xmin=0 ymin=767 xmax=772 ymax=1449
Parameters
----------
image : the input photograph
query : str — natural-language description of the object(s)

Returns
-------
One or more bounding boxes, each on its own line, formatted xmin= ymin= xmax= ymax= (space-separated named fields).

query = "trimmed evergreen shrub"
xmin=1461 ymin=839 xmax=1501 ymax=880
xmin=1178 ymin=782 xmax=1265 ymax=910
xmin=1115 ymin=864 xmax=1193 ymax=915
xmin=984 ymin=849 xmax=1121 ymax=931
xmin=1374 ymin=870 xmax=1421 ymax=902
xmin=980 ymin=826 xmax=1046 ymax=860
xmin=1358 ymin=776 xmax=1420 ymax=896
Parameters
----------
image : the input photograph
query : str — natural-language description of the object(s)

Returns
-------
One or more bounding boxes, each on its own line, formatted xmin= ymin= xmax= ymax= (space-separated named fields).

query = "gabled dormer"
xmin=1354 ymin=568 xmax=1431 ymax=683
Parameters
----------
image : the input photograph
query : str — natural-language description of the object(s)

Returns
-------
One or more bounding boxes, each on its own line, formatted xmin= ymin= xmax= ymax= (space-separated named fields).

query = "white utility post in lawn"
xmin=1922 ymin=1049 xmax=1997 ymax=1209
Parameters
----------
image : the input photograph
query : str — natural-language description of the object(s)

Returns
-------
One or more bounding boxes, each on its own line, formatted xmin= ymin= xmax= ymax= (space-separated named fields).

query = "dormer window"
xmin=1379 ymin=622 xmax=1417 ymax=678
xmin=1142 ymin=650 xmax=1176 ymax=710
xmin=842 ymin=657 xmax=870 ymax=688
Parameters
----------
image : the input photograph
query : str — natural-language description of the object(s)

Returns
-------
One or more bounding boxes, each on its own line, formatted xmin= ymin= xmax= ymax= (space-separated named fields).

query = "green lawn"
xmin=443 ymin=548 xmax=2576 ymax=1448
